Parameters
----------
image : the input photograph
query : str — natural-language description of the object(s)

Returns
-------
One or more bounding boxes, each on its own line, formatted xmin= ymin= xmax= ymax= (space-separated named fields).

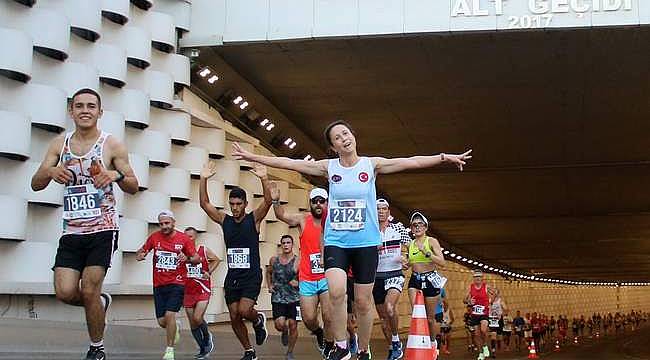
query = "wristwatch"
xmin=115 ymin=170 xmax=125 ymax=182
xmin=272 ymin=199 xmax=280 ymax=205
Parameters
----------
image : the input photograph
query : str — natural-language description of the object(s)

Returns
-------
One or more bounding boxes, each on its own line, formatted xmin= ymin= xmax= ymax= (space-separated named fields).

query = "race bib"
xmin=515 ymin=325 xmax=523 ymax=332
xmin=63 ymin=184 xmax=101 ymax=220
xmin=472 ymin=305 xmax=485 ymax=315
xmin=155 ymin=251 xmax=178 ymax=270
xmin=227 ymin=248 xmax=250 ymax=269
xmin=309 ymin=253 xmax=324 ymax=274
xmin=489 ymin=317 xmax=500 ymax=327
xmin=330 ymin=199 xmax=366 ymax=230
xmin=384 ymin=276 xmax=405 ymax=291
xmin=186 ymin=263 xmax=203 ymax=279
xmin=427 ymin=272 xmax=447 ymax=289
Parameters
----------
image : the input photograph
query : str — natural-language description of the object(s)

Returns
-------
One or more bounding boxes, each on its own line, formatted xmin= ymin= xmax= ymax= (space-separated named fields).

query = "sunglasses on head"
xmin=311 ymin=198 xmax=326 ymax=204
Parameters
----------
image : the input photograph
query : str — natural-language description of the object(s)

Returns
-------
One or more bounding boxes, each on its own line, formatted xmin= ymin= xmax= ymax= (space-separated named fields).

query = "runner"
xmin=374 ymin=198 xmax=410 ymax=360
xmin=440 ymin=298 xmax=455 ymax=355
xmin=531 ymin=312 xmax=543 ymax=353
xmin=464 ymin=270 xmax=497 ymax=360
xmin=135 ymin=210 xmax=201 ymax=360
xmin=465 ymin=306 xmax=478 ymax=353
xmin=558 ymin=315 xmax=568 ymax=345
xmin=523 ymin=313 xmax=533 ymax=348
xmin=199 ymin=162 xmax=272 ymax=360
xmin=232 ymin=120 xmax=472 ymax=360
xmin=488 ymin=289 xmax=507 ymax=358
xmin=549 ymin=315 xmax=556 ymax=340
xmin=435 ymin=287 xmax=448 ymax=354
xmin=272 ymin=187 xmax=333 ymax=356
xmin=512 ymin=310 xmax=525 ymax=352
xmin=501 ymin=310 xmax=512 ymax=352
xmin=406 ymin=211 xmax=447 ymax=356
xmin=183 ymin=227 xmax=221 ymax=359
xmin=31 ymin=88 xmax=139 ymax=360
xmin=266 ymin=235 xmax=300 ymax=360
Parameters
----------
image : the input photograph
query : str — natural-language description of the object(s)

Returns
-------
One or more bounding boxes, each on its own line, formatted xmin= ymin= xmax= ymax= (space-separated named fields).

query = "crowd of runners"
xmin=461 ymin=298 xmax=649 ymax=358
xmin=31 ymin=88 xmax=647 ymax=360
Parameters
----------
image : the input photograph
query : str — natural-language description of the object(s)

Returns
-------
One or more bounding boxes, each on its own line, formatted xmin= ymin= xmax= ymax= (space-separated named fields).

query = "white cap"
xmin=472 ymin=269 xmax=483 ymax=277
xmin=309 ymin=188 xmax=328 ymax=200
xmin=376 ymin=198 xmax=389 ymax=207
xmin=410 ymin=211 xmax=428 ymax=226
xmin=158 ymin=209 xmax=175 ymax=220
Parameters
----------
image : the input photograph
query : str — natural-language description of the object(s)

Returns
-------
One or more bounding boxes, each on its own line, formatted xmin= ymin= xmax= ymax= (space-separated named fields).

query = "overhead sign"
xmin=452 ymin=0 xmax=634 ymax=29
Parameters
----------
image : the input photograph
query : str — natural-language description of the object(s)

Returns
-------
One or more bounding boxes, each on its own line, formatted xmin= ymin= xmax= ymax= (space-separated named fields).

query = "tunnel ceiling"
xmin=196 ymin=27 xmax=650 ymax=282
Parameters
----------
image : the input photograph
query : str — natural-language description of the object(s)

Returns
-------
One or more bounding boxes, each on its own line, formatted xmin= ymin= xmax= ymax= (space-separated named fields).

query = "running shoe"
xmin=84 ymin=346 xmax=106 ymax=360
xmin=349 ymin=334 xmax=358 ymax=354
xmin=322 ymin=341 xmax=334 ymax=359
xmin=253 ymin=313 xmax=268 ymax=345
xmin=391 ymin=341 xmax=403 ymax=360
xmin=195 ymin=332 xmax=214 ymax=359
xmin=357 ymin=349 xmax=371 ymax=360
xmin=327 ymin=345 xmax=351 ymax=360
xmin=163 ymin=347 xmax=175 ymax=360
xmin=286 ymin=352 xmax=295 ymax=360
xmin=240 ymin=349 xmax=257 ymax=360
xmin=482 ymin=345 xmax=490 ymax=358
xmin=282 ymin=328 xmax=289 ymax=346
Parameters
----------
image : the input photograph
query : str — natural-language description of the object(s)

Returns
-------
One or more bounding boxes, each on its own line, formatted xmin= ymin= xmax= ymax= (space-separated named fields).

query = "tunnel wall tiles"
xmin=0 ymin=0 xmax=315 ymax=323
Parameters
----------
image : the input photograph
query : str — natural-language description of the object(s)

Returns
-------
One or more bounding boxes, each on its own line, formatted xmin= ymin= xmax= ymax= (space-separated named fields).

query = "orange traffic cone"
xmin=528 ymin=340 xmax=539 ymax=359
xmin=554 ymin=339 xmax=561 ymax=352
xmin=405 ymin=291 xmax=437 ymax=360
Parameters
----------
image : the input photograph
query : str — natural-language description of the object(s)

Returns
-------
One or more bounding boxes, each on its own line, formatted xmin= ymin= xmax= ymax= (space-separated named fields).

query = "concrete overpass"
xmin=187 ymin=0 xmax=650 ymax=283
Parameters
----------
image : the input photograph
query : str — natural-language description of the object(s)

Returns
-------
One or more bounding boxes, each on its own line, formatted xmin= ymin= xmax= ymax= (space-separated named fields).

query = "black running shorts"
xmin=53 ymin=230 xmax=118 ymax=272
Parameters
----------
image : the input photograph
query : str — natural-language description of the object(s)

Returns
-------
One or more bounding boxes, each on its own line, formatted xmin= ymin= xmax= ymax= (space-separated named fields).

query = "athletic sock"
xmin=253 ymin=314 xmax=262 ymax=327
xmin=199 ymin=321 xmax=210 ymax=347
xmin=336 ymin=340 xmax=348 ymax=349
xmin=392 ymin=334 xmax=400 ymax=342
xmin=191 ymin=327 xmax=204 ymax=348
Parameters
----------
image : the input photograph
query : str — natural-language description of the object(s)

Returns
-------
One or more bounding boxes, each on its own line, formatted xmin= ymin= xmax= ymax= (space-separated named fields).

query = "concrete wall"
xmin=0 ymin=0 xmax=312 ymax=327
xmin=184 ymin=0 xmax=650 ymax=45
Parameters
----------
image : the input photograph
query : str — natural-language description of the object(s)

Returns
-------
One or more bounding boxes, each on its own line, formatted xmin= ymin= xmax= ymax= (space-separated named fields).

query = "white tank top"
xmin=60 ymin=131 xmax=118 ymax=235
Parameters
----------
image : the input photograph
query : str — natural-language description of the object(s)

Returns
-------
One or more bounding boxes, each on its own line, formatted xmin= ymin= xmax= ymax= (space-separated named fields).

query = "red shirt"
xmin=532 ymin=318 xmax=543 ymax=334
xmin=143 ymin=230 xmax=196 ymax=287
xmin=469 ymin=282 xmax=489 ymax=316
xmin=185 ymin=245 xmax=211 ymax=294
xmin=299 ymin=214 xmax=325 ymax=282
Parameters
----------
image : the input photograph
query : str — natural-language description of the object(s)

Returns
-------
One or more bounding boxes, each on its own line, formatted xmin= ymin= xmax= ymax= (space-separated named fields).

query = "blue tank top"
xmin=324 ymin=157 xmax=380 ymax=248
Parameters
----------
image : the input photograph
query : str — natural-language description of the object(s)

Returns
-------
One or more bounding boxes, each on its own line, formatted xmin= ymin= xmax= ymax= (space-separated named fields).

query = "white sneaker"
xmin=163 ymin=347 xmax=175 ymax=360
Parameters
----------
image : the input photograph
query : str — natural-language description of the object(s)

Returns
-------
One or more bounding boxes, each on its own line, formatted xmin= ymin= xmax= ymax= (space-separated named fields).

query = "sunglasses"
xmin=311 ymin=198 xmax=327 ymax=204
xmin=410 ymin=222 xmax=427 ymax=228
